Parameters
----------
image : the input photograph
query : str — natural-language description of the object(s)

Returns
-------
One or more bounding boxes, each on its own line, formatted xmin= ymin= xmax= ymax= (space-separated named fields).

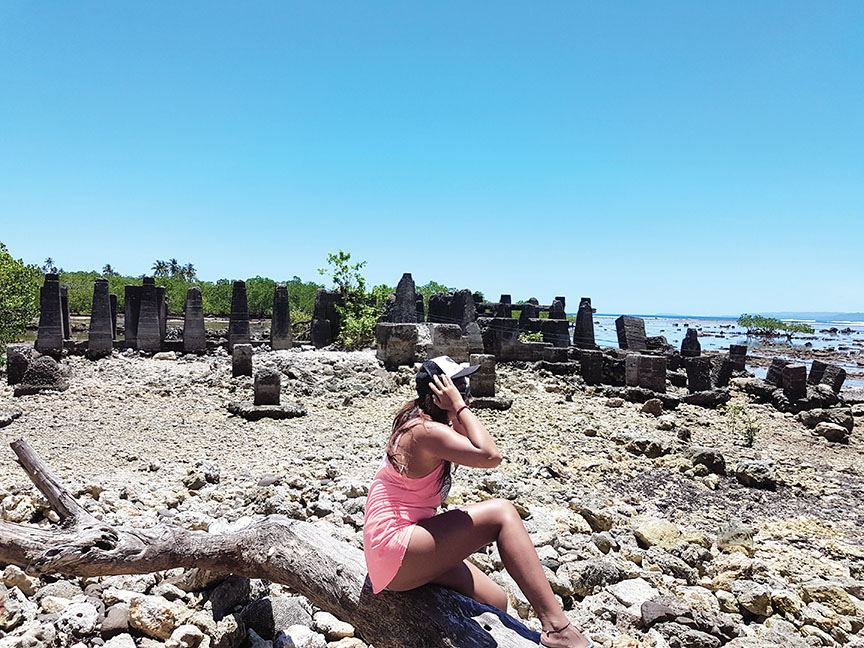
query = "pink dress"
xmin=363 ymin=435 xmax=451 ymax=594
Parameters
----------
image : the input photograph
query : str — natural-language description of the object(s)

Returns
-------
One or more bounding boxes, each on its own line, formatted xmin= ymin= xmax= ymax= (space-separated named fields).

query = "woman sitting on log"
xmin=363 ymin=356 xmax=593 ymax=648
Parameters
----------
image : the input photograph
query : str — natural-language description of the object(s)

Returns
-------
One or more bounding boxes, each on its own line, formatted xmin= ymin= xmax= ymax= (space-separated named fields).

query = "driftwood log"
xmin=0 ymin=439 xmax=543 ymax=647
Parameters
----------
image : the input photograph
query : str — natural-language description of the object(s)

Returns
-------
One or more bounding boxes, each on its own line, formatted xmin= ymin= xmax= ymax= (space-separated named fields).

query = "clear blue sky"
xmin=1 ymin=2 xmax=862 ymax=315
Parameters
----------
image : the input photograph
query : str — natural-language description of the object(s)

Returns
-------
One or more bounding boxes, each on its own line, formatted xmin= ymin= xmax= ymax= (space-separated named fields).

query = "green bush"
xmin=519 ymin=331 xmax=543 ymax=342
xmin=0 ymin=242 xmax=42 ymax=358
xmin=723 ymin=402 xmax=761 ymax=447
xmin=738 ymin=314 xmax=814 ymax=342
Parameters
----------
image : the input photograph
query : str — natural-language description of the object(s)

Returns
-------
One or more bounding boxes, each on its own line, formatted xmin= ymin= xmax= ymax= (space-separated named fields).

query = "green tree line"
xmin=57 ymin=271 xmax=322 ymax=320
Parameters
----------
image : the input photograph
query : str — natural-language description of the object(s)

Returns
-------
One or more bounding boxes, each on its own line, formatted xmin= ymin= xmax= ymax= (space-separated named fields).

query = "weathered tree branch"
xmin=0 ymin=439 xmax=542 ymax=648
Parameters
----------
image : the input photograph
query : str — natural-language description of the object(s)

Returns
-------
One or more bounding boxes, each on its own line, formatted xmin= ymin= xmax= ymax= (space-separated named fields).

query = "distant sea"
xmin=581 ymin=313 xmax=864 ymax=387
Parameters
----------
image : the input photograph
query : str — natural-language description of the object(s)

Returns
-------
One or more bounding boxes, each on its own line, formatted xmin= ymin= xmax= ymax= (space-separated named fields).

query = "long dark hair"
xmin=387 ymin=393 xmax=452 ymax=485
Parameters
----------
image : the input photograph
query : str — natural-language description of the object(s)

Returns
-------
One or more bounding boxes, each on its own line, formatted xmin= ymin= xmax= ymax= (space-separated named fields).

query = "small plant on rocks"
xmin=723 ymin=402 xmax=761 ymax=447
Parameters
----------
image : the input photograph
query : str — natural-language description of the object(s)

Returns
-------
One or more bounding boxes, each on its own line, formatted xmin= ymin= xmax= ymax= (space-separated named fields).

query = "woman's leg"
xmin=386 ymin=498 xmax=590 ymax=648
xmin=430 ymin=559 xmax=508 ymax=612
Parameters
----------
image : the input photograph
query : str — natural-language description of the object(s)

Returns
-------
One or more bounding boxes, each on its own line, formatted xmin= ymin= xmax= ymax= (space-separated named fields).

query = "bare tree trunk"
xmin=0 ymin=439 xmax=542 ymax=648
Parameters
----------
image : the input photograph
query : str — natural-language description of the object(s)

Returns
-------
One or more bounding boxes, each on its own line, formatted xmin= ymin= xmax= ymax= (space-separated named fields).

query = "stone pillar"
xmin=60 ymin=285 xmax=71 ymax=340
xmin=254 ymin=368 xmax=281 ymax=405
xmin=228 ymin=281 xmax=251 ymax=351
xmin=573 ymin=297 xmax=595 ymax=349
xmin=580 ymin=349 xmax=604 ymax=385
xmin=518 ymin=298 xmax=540 ymax=328
xmin=625 ymin=354 xmax=641 ymax=387
xmin=137 ymin=278 xmax=162 ymax=352
xmin=183 ymin=287 xmax=206 ymax=354
xmin=782 ymin=364 xmax=807 ymax=400
xmin=710 ymin=356 xmax=734 ymax=388
xmin=820 ymin=364 xmax=847 ymax=393
xmin=548 ymin=299 xmax=566 ymax=320
xmin=639 ymin=355 xmax=667 ymax=393
xmin=728 ymin=344 xmax=747 ymax=371
xmin=109 ymin=294 xmax=118 ymax=340
xmin=376 ymin=323 xmax=418 ymax=366
xmin=681 ymin=328 xmax=701 ymax=357
xmin=494 ymin=295 xmax=512 ymax=318
xmin=232 ymin=343 xmax=253 ymax=378
xmin=451 ymin=289 xmax=477 ymax=332
xmin=685 ymin=356 xmax=712 ymax=393
xmin=808 ymin=359 xmax=828 ymax=385
xmin=87 ymin=278 xmax=114 ymax=359
xmin=35 ymin=273 xmax=64 ymax=356
xmin=271 ymin=284 xmax=293 ymax=350
xmin=156 ymin=287 xmax=167 ymax=342
xmin=415 ymin=293 xmax=425 ymax=322
xmin=124 ymin=285 xmax=141 ymax=347
xmin=469 ymin=353 xmax=496 ymax=397
xmin=311 ymin=288 xmax=341 ymax=347
xmin=765 ymin=358 xmax=790 ymax=386
xmin=615 ymin=315 xmax=647 ymax=351
xmin=391 ymin=273 xmax=418 ymax=323
xmin=541 ymin=319 xmax=570 ymax=347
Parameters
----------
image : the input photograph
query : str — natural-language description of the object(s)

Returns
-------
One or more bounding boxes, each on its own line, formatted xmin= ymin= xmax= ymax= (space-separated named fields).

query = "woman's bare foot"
xmin=539 ymin=620 xmax=592 ymax=648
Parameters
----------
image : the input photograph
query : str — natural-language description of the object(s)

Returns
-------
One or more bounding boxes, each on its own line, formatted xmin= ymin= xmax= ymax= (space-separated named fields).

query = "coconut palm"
xmin=152 ymin=260 xmax=169 ymax=277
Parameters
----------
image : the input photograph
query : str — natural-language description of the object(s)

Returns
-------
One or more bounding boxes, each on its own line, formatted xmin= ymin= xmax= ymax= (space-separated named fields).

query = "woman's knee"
xmin=480 ymin=498 xmax=521 ymax=526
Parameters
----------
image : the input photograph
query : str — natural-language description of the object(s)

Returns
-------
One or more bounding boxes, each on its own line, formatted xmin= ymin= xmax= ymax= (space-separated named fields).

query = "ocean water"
xmin=591 ymin=314 xmax=864 ymax=387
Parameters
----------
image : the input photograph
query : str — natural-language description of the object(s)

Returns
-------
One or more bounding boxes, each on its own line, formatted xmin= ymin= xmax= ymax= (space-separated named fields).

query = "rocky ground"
xmin=1 ymin=347 xmax=864 ymax=648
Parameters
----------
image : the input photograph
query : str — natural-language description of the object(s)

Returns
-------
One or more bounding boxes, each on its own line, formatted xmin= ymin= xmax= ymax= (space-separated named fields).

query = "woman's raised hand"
xmin=429 ymin=374 xmax=466 ymax=413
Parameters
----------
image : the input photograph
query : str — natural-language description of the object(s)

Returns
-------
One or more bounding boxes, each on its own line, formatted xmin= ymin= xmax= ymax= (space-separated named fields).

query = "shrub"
xmin=0 ymin=242 xmax=42 ymax=359
xmin=723 ymin=402 xmax=760 ymax=447
xmin=519 ymin=331 xmax=543 ymax=342
xmin=738 ymin=314 xmax=814 ymax=341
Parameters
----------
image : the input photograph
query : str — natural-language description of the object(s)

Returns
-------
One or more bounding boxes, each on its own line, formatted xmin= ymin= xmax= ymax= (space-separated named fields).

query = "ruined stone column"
xmin=311 ymin=288 xmax=341 ymax=348
xmin=639 ymin=355 xmax=667 ymax=393
xmin=228 ymin=281 xmax=250 ymax=351
xmin=124 ymin=285 xmax=141 ymax=347
xmin=87 ymin=278 xmax=114 ymax=359
xmin=183 ymin=287 xmax=206 ymax=354
xmin=765 ymin=358 xmax=790 ymax=386
xmin=271 ymin=284 xmax=293 ymax=350
xmin=494 ymin=295 xmax=512 ymax=318
xmin=137 ymin=278 xmax=162 ymax=352
xmin=685 ymin=356 xmax=712 ymax=392
xmin=391 ymin=273 xmax=418 ymax=323
xmin=518 ymin=298 xmax=539 ymax=329
xmin=579 ymin=349 xmax=603 ymax=385
xmin=681 ymin=328 xmax=701 ymax=357
xmin=548 ymin=299 xmax=566 ymax=320
xmin=728 ymin=344 xmax=747 ymax=371
xmin=109 ymin=294 xmax=118 ymax=340
xmin=254 ymin=368 xmax=281 ymax=405
xmin=415 ymin=293 xmax=425 ymax=322
xmin=156 ymin=286 xmax=167 ymax=341
xmin=782 ymin=364 xmax=807 ymax=400
xmin=35 ymin=273 xmax=64 ymax=357
xmin=573 ymin=297 xmax=595 ymax=349
xmin=615 ymin=315 xmax=647 ymax=351
xmin=232 ymin=343 xmax=253 ymax=378
xmin=469 ymin=354 xmax=496 ymax=397
xmin=59 ymin=285 xmax=71 ymax=340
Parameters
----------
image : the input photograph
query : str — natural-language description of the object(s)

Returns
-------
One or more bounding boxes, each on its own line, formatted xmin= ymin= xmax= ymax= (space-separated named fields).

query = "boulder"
xmin=688 ymin=447 xmax=726 ymax=475
xmin=797 ymin=407 xmax=854 ymax=432
xmin=734 ymin=461 xmax=778 ymax=490
xmin=13 ymin=356 xmax=68 ymax=396
xmin=634 ymin=519 xmax=682 ymax=548
xmin=813 ymin=421 xmax=850 ymax=443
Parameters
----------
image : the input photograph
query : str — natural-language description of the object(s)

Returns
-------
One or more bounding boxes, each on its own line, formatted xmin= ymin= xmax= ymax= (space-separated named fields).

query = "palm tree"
xmin=102 ymin=264 xmax=115 ymax=276
xmin=42 ymin=257 xmax=57 ymax=274
xmin=152 ymin=260 xmax=169 ymax=277
xmin=169 ymin=258 xmax=181 ymax=277
xmin=183 ymin=263 xmax=197 ymax=281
